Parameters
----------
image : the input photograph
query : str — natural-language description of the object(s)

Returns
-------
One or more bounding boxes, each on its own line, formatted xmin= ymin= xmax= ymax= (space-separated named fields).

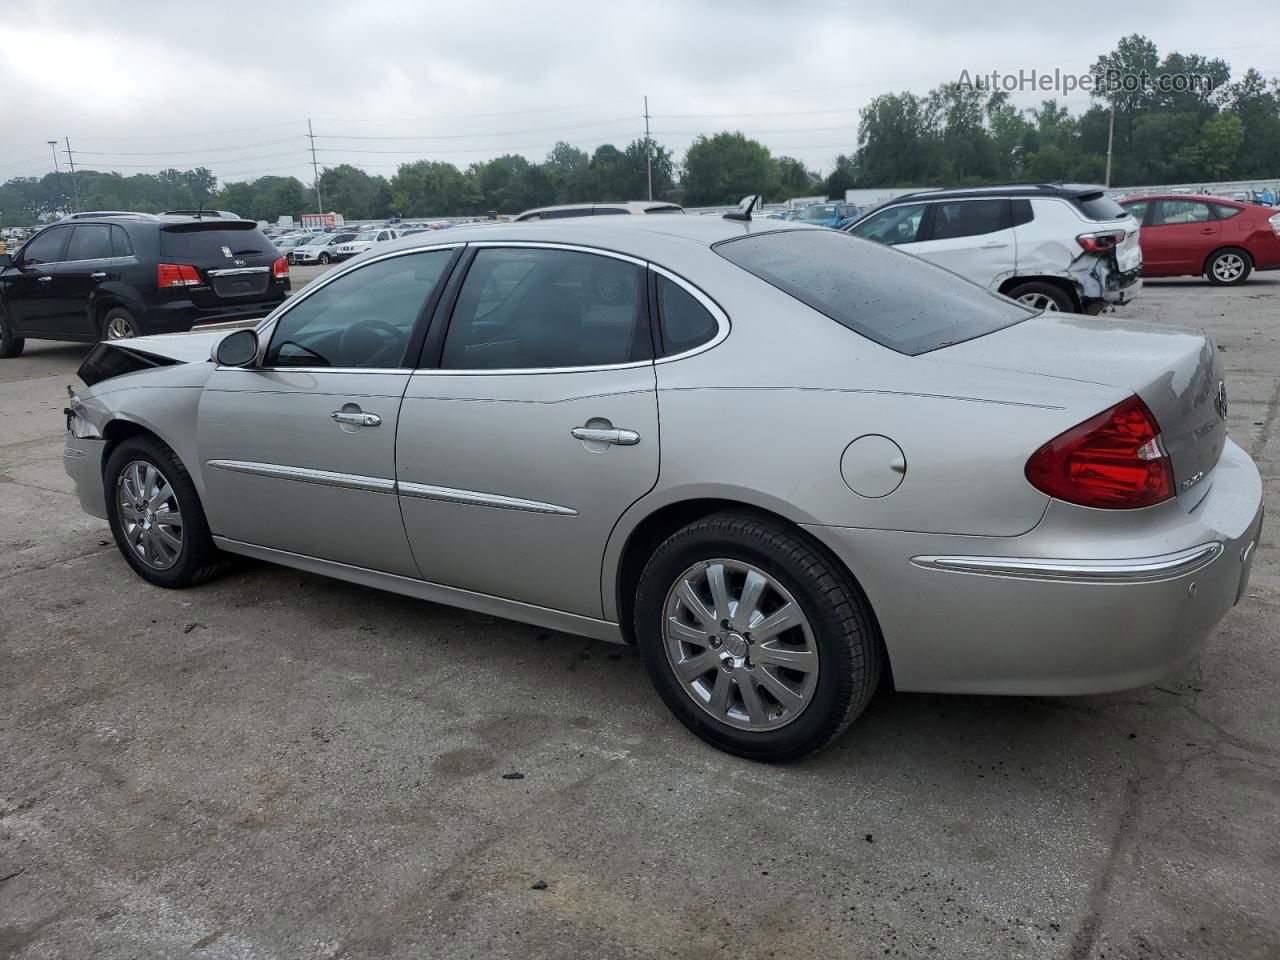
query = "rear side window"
xmin=928 ymin=199 xmax=1009 ymax=240
xmin=1071 ymin=192 xmax=1127 ymax=221
xmin=160 ymin=225 xmax=272 ymax=260
xmin=644 ymin=206 xmax=683 ymax=214
xmin=20 ymin=227 xmax=68 ymax=265
xmin=715 ymin=229 xmax=1033 ymax=356
xmin=1011 ymin=199 xmax=1034 ymax=226
xmin=1121 ymin=201 xmax=1150 ymax=223
xmin=111 ymin=225 xmax=135 ymax=257
xmin=65 ymin=224 xmax=113 ymax=261
xmin=441 ymin=248 xmax=648 ymax=369
xmin=1211 ymin=203 xmax=1242 ymax=220
xmin=656 ymin=274 xmax=718 ymax=355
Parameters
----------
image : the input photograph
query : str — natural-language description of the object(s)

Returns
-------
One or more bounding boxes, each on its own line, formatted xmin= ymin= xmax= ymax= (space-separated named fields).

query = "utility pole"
xmin=644 ymin=95 xmax=653 ymax=201
xmin=47 ymin=140 xmax=66 ymax=216
xmin=1104 ymin=98 xmax=1116 ymax=188
xmin=307 ymin=118 xmax=325 ymax=214
xmin=64 ymin=137 xmax=81 ymax=212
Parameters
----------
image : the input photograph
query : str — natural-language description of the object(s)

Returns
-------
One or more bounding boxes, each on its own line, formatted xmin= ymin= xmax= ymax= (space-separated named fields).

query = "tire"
xmin=101 ymin=307 xmax=140 ymax=341
xmin=634 ymin=513 xmax=882 ymax=762
xmin=1007 ymin=280 xmax=1074 ymax=313
xmin=104 ymin=435 xmax=230 ymax=589
xmin=1205 ymin=248 xmax=1252 ymax=286
xmin=319 ymin=252 xmax=331 ymax=264
xmin=0 ymin=309 xmax=24 ymax=358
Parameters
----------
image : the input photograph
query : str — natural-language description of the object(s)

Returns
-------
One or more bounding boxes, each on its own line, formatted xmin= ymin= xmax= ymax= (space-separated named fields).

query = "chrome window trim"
xmin=206 ymin=459 xmax=395 ymax=494
xmin=464 ymin=239 xmax=648 ymax=268
xmin=398 ymin=481 xmax=576 ymax=516
xmin=215 ymin=366 xmax=412 ymax=375
xmin=910 ymin=542 xmax=1223 ymax=584
xmin=649 ymin=263 xmax=731 ymax=364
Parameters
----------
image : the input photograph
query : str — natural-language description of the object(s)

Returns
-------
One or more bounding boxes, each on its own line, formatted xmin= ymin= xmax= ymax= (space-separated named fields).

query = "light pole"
xmin=48 ymin=140 xmax=66 ymax=217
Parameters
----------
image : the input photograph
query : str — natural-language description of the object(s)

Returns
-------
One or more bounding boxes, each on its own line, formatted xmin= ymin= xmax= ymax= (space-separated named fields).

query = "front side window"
xmin=20 ymin=227 xmax=68 ymax=265
xmin=1154 ymin=201 xmax=1213 ymax=225
xmin=65 ymin=224 xmax=113 ymax=261
xmin=928 ymin=199 xmax=1009 ymax=240
xmin=848 ymin=203 xmax=927 ymax=246
xmin=715 ymin=228 xmax=1033 ymax=356
xmin=441 ymin=247 xmax=648 ymax=370
xmin=265 ymin=250 xmax=453 ymax=368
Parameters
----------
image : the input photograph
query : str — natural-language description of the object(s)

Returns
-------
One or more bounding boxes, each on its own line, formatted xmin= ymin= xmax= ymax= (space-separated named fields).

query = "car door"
xmin=53 ymin=224 xmax=119 ymax=337
xmin=3 ymin=226 xmax=70 ymax=335
xmin=1144 ymin=200 xmax=1219 ymax=274
xmin=197 ymin=245 xmax=460 ymax=575
xmin=397 ymin=243 xmax=660 ymax=618
xmin=906 ymin=198 xmax=1015 ymax=289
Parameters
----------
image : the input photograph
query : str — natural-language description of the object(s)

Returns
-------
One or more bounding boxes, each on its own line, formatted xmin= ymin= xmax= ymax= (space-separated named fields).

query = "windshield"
xmin=714 ymin=228 xmax=1033 ymax=356
xmin=800 ymin=205 xmax=837 ymax=219
xmin=355 ymin=232 xmax=377 ymax=241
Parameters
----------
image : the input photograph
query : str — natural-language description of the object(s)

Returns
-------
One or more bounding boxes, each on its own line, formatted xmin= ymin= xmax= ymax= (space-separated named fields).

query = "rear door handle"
xmin=90 ymin=271 xmax=107 ymax=280
xmin=37 ymin=275 xmax=53 ymax=283
xmin=980 ymin=240 xmax=1009 ymax=248
xmin=572 ymin=426 xmax=640 ymax=446
xmin=331 ymin=411 xmax=381 ymax=427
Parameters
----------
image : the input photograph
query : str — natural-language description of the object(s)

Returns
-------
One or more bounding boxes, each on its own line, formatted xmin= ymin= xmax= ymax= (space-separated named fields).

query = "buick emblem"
xmin=1215 ymin=380 xmax=1228 ymax=420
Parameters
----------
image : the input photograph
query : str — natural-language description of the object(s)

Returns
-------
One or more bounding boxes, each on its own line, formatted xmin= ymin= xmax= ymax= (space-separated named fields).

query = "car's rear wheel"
xmin=102 ymin=307 xmax=139 ymax=341
xmin=1007 ymin=280 xmax=1074 ymax=313
xmin=0 ymin=309 xmax=24 ymax=358
xmin=104 ymin=436 xmax=230 ymax=589
xmin=634 ymin=513 xmax=881 ymax=761
xmin=1206 ymin=248 xmax=1252 ymax=285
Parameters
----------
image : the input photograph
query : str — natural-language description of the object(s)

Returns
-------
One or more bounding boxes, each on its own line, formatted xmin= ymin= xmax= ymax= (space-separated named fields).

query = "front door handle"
xmin=37 ymin=275 xmax=53 ymax=283
xmin=572 ymin=426 xmax=640 ymax=446
xmin=332 ymin=410 xmax=381 ymax=427
xmin=90 ymin=271 xmax=107 ymax=280
xmin=980 ymin=240 xmax=1009 ymax=248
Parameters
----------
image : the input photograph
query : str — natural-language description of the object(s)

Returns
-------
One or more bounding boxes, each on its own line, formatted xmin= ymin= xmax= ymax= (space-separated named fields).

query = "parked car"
xmin=514 ymin=201 xmax=684 ymax=221
xmin=845 ymin=184 xmax=1143 ymax=313
xmin=61 ymin=215 xmax=1261 ymax=760
xmin=0 ymin=213 xmax=288 ymax=357
xmin=290 ymin=232 xmax=359 ymax=265
xmin=274 ymin=234 xmax=312 ymax=253
xmin=1117 ymin=194 xmax=1280 ymax=285
xmin=793 ymin=203 xmax=859 ymax=229
xmin=333 ymin=228 xmax=400 ymax=260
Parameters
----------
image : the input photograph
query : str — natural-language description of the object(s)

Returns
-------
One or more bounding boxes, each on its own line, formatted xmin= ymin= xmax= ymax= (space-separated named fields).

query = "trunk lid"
xmin=159 ymin=221 xmax=277 ymax=307
xmin=930 ymin=314 xmax=1228 ymax=505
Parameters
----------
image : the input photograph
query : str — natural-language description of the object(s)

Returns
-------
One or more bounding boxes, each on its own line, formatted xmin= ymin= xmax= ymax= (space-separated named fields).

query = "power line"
xmin=312 ymin=116 xmax=639 ymax=142
xmin=70 ymin=136 xmax=305 ymax=157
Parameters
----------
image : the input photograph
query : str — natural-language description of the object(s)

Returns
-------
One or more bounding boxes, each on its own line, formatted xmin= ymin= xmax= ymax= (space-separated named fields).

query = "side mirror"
xmin=213 ymin=328 xmax=259 ymax=367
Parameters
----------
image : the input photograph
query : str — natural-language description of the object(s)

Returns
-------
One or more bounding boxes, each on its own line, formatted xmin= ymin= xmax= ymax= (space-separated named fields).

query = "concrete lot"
xmin=1 ymin=272 xmax=1277 ymax=960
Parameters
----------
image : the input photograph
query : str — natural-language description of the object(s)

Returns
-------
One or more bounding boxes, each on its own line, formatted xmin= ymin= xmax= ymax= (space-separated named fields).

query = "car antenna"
xmin=723 ymin=194 xmax=761 ymax=222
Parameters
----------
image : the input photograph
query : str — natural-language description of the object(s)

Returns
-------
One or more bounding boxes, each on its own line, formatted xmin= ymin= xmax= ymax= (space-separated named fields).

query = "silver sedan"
xmin=61 ymin=215 xmax=1264 ymax=760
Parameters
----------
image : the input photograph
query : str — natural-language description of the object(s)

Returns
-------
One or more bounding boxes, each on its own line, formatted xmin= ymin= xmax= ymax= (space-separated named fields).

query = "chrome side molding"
xmin=910 ymin=542 xmax=1223 ymax=584
xmin=398 ymin=480 xmax=577 ymax=516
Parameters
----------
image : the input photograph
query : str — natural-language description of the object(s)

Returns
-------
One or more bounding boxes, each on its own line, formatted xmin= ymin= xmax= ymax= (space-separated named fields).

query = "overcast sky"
xmin=2 ymin=1 xmax=1277 ymax=187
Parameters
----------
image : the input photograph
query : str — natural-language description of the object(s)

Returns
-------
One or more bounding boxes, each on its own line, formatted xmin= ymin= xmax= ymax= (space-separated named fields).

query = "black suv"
xmin=0 ymin=213 xmax=290 ymax=358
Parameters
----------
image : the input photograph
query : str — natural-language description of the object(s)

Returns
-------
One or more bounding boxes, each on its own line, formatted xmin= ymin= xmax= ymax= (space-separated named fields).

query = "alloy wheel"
xmin=106 ymin=315 xmax=137 ymax=340
xmin=662 ymin=559 xmax=819 ymax=731
xmin=1017 ymin=292 xmax=1060 ymax=312
xmin=1212 ymin=253 xmax=1245 ymax=282
xmin=116 ymin=460 xmax=184 ymax=570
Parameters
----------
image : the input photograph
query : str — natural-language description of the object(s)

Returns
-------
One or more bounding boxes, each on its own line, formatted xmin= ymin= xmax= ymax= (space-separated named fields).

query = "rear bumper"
xmin=64 ymin=435 xmax=108 ymax=520
xmin=1089 ymin=268 xmax=1142 ymax=307
xmin=805 ymin=438 xmax=1263 ymax=695
xmin=142 ymin=295 xmax=287 ymax=334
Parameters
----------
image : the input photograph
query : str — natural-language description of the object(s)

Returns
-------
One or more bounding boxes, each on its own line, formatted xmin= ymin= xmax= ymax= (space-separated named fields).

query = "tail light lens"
xmin=1077 ymin=230 xmax=1126 ymax=253
xmin=1268 ymin=212 xmax=1280 ymax=237
xmin=272 ymin=256 xmax=289 ymax=279
xmin=157 ymin=263 xmax=201 ymax=288
xmin=1026 ymin=395 xmax=1174 ymax=509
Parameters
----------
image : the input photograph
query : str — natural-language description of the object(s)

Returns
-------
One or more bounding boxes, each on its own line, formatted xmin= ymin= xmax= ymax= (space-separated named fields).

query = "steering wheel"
xmin=337 ymin=317 xmax=405 ymax=368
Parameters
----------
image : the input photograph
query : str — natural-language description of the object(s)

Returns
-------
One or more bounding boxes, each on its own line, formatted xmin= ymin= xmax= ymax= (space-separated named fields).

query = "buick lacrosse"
xmin=64 ymin=213 xmax=1263 ymax=760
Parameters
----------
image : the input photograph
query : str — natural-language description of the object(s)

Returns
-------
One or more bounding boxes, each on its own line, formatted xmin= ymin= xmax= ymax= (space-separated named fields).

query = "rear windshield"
xmin=714 ymin=229 xmax=1034 ymax=356
xmin=160 ymin=224 xmax=272 ymax=259
xmin=1071 ymin=192 xmax=1127 ymax=221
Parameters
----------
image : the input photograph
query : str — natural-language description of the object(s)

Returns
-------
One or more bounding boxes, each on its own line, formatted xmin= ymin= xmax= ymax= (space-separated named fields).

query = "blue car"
xmin=794 ymin=202 xmax=860 ymax=229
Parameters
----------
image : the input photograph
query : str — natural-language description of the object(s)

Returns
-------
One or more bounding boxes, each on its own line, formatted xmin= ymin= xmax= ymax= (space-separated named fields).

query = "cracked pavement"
xmin=0 ymin=273 xmax=1277 ymax=959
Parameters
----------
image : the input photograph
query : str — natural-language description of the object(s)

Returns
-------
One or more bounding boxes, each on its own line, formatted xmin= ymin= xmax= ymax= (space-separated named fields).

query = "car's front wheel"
xmin=635 ymin=513 xmax=881 ymax=761
xmin=0 ymin=308 xmax=24 ymax=358
xmin=1206 ymin=248 xmax=1252 ymax=286
xmin=104 ymin=436 xmax=230 ymax=588
xmin=319 ymin=252 xmax=331 ymax=264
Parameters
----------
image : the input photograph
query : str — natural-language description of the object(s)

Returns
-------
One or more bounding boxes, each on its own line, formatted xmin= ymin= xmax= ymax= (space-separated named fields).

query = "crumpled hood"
xmin=108 ymin=327 xmax=245 ymax=364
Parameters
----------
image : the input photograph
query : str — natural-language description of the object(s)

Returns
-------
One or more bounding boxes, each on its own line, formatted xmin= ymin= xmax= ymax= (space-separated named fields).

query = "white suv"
xmin=844 ymin=184 xmax=1142 ymax=313
xmin=333 ymin=228 xmax=401 ymax=260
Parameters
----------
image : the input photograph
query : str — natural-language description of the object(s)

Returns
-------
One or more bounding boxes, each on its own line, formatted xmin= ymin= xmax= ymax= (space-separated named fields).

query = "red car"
xmin=1119 ymin=193 xmax=1280 ymax=285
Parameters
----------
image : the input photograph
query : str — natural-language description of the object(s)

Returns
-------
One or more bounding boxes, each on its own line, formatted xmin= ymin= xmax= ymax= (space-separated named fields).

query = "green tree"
xmin=317 ymin=164 xmax=391 ymax=219
xmin=774 ymin=155 xmax=813 ymax=197
xmin=389 ymin=161 xmax=467 ymax=217
xmin=680 ymin=132 xmax=777 ymax=205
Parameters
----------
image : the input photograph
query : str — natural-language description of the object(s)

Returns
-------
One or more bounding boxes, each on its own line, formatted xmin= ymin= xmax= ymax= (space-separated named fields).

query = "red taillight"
xmin=272 ymin=255 xmax=289 ymax=279
xmin=1077 ymin=230 xmax=1126 ymax=253
xmin=1026 ymin=395 xmax=1173 ymax=509
xmin=156 ymin=263 xmax=201 ymax=288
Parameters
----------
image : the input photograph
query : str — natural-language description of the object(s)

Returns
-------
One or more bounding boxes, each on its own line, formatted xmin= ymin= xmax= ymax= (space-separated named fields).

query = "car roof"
xmin=879 ymin=183 xmax=1110 ymax=204
xmin=515 ymin=201 xmax=684 ymax=219
xmin=1118 ymin=193 xmax=1243 ymax=204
